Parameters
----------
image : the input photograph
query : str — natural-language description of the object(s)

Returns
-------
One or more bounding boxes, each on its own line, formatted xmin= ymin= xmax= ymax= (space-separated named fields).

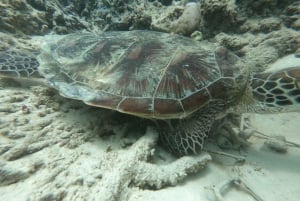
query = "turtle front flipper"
xmin=0 ymin=50 xmax=41 ymax=78
xmin=250 ymin=67 xmax=300 ymax=108
xmin=159 ymin=103 xmax=224 ymax=156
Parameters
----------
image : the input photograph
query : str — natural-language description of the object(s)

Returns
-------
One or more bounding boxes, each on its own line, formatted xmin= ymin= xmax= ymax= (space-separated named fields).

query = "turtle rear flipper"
xmin=0 ymin=50 xmax=41 ymax=78
xmin=250 ymin=67 xmax=300 ymax=108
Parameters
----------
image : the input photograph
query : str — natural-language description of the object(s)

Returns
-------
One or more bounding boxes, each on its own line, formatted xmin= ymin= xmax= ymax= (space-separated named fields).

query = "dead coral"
xmin=0 ymin=160 xmax=43 ymax=186
xmin=0 ymin=0 xmax=92 ymax=35
xmin=200 ymin=0 xmax=246 ymax=38
xmin=240 ymin=17 xmax=282 ymax=33
xmin=240 ymin=28 xmax=300 ymax=72
xmin=0 ymin=86 xmax=211 ymax=200
xmin=0 ymin=163 xmax=30 ymax=186
xmin=0 ymin=0 xmax=47 ymax=35
xmin=26 ymin=127 xmax=210 ymax=201
xmin=283 ymin=2 xmax=300 ymax=30
xmin=170 ymin=2 xmax=201 ymax=35
xmin=134 ymin=152 xmax=211 ymax=189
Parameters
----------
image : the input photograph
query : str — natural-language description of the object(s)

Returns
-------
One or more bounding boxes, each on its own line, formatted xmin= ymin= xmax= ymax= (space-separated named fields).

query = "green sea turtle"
xmin=0 ymin=31 xmax=300 ymax=156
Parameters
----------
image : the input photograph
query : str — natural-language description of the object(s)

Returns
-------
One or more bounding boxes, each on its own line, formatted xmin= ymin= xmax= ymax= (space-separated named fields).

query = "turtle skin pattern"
xmin=0 ymin=50 xmax=40 ymax=78
xmin=250 ymin=67 xmax=300 ymax=107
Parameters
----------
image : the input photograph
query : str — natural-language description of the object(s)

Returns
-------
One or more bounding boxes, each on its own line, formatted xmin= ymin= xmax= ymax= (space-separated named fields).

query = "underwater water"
xmin=0 ymin=0 xmax=300 ymax=201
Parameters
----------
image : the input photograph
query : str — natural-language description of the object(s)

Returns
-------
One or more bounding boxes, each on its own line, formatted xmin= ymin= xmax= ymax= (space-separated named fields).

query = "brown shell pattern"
xmin=39 ymin=31 xmax=243 ymax=119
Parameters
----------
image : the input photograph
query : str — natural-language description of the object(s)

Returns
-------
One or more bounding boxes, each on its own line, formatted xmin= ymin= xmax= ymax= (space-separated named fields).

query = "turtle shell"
xmin=38 ymin=31 xmax=246 ymax=119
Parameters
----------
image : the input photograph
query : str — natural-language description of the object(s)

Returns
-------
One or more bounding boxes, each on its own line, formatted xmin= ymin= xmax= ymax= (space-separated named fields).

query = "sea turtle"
xmin=0 ymin=30 xmax=300 ymax=156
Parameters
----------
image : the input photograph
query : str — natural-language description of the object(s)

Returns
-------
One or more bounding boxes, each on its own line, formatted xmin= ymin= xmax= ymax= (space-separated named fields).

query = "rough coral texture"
xmin=170 ymin=2 xmax=201 ymax=35
xmin=0 ymin=86 xmax=211 ymax=200
xmin=0 ymin=0 xmax=47 ymax=35
xmin=200 ymin=0 xmax=245 ymax=37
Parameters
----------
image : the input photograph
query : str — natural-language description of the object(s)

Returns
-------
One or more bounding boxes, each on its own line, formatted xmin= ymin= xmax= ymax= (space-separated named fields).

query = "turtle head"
xmin=248 ymin=66 xmax=300 ymax=112
xmin=214 ymin=47 xmax=249 ymax=103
